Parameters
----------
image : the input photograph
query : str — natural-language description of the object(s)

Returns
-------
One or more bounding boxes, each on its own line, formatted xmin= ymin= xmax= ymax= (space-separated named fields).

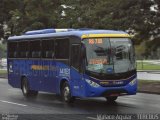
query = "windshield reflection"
xmin=83 ymin=38 xmax=136 ymax=74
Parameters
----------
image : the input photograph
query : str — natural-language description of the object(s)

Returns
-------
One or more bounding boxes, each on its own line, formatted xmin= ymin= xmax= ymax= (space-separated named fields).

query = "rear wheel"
xmin=106 ymin=96 xmax=118 ymax=102
xmin=61 ymin=82 xmax=75 ymax=103
xmin=21 ymin=77 xmax=38 ymax=97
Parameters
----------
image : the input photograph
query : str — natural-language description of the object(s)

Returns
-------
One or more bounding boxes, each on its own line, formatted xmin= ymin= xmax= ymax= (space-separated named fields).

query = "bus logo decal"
xmin=59 ymin=68 xmax=70 ymax=77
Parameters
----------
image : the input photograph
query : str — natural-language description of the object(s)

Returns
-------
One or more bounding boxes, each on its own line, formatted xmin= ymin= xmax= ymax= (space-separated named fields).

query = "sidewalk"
xmin=137 ymin=72 xmax=160 ymax=81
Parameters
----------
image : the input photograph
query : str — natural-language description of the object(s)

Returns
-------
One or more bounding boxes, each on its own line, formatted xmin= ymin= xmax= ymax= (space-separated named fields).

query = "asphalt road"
xmin=0 ymin=78 xmax=160 ymax=120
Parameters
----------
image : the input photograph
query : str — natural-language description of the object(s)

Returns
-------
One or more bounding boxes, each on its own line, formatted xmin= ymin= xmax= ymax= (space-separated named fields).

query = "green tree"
xmin=8 ymin=0 xmax=63 ymax=35
xmin=0 ymin=43 xmax=6 ymax=58
xmin=0 ymin=0 xmax=19 ymax=42
xmin=0 ymin=0 xmax=159 ymax=58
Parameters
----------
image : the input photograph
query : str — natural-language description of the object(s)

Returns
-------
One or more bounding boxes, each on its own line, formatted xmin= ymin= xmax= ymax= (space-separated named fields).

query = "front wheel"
xmin=61 ymin=82 xmax=75 ymax=103
xmin=106 ymin=96 xmax=118 ymax=102
xmin=21 ymin=77 xmax=38 ymax=97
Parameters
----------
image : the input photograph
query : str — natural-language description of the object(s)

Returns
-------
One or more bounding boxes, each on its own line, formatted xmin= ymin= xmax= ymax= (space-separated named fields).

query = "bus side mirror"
xmin=132 ymin=39 xmax=135 ymax=46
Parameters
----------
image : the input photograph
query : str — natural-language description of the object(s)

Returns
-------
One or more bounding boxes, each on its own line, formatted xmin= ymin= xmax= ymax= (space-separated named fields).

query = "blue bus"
xmin=7 ymin=29 xmax=137 ymax=103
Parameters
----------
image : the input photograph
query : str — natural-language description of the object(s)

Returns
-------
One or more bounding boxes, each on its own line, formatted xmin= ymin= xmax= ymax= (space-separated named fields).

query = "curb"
xmin=0 ymin=74 xmax=7 ymax=79
xmin=138 ymin=91 xmax=160 ymax=95
xmin=0 ymin=77 xmax=7 ymax=79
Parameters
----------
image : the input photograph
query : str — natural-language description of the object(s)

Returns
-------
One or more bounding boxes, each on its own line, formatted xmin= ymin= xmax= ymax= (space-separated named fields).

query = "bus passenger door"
xmin=70 ymin=44 xmax=84 ymax=97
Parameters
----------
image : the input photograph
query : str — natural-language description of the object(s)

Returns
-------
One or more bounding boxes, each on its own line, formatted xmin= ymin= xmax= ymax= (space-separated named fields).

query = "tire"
xmin=106 ymin=96 xmax=118 ymax=102
xmin=61 ymin=81 xmax=75 ymax=103
xmin=21 ymin=77 xmax=38 ymax=97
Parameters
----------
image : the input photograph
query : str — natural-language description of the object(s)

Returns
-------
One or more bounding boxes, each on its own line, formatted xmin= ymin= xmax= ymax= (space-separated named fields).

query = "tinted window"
xmin=42 ymin=39 xmax=54 ymax=58
xmin=19 ymin=41 xmax=29 ymax=58
xmin=30 ymin=40 xmax=41 ymax=58
xmin=71 ymin=44 xmax=80 ymax=70
xmin=8 ymin=42 xmax=18 ymax=58
xmin=84 ymin=38 xmax=135 ymax=74
xmin=55 ymin=38 xmax=69 ymax=59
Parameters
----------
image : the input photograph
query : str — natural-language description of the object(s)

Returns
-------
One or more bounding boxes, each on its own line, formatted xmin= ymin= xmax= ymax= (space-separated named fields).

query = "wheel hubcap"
xmin=64 ymin=86 xmax=70 ymax=101
xmin=23 ymin=83 xmax=27 ymax=94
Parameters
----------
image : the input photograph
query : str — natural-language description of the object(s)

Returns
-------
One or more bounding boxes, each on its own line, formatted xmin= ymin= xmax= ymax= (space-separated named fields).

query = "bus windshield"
xmin=83 ymin=38 xmax=136 ymax=74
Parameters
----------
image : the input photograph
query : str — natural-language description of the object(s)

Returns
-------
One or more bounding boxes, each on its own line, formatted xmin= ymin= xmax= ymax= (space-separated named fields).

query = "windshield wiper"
xmin=86 ymin=69 xmax=107 ymax=76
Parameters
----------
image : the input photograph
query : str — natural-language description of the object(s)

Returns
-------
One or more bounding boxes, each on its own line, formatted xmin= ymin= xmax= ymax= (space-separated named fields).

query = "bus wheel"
xmin=21 ymin=77 xmax=38 ymax=97
xmin=105 ymin=96 xmax=118 ymax=102
xmin=61 ymin=82 xmax=75 ymax=103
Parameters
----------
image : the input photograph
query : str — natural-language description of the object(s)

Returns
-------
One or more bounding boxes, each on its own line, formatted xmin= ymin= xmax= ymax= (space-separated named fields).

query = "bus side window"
xmin=42 ymin=40 xmax=54 ymax=59
xmin=30 ymin=40 xmax=41 ymax=58
xmin=71 ymin=44 xmax=81 ymax=71
xmin=55 ymin=38 xmax=69 ymax=59
xmin=19 ymin=41 xmax=29 ymax=58
xmin=8 ymin=42 xmax=18 ymax=58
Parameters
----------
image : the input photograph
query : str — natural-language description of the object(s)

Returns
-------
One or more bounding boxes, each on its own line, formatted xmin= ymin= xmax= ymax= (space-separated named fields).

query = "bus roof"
xmin=8 ymin=29 xmax=130 ymax=41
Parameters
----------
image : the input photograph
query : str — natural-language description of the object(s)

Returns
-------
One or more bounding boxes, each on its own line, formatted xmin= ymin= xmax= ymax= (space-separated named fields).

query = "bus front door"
xmin=70 ymin=44 xmax=85 ymax=97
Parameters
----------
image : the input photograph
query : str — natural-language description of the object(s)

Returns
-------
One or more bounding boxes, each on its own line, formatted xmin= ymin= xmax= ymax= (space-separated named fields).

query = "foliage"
xmin=0 ymin=0 xmax=159 ymax=58
xmin=8 ymin=0 xmax=63 ymax=35
xmin=0 ymin=43 xmax=6 ymax=58
xmin=137 ymin=61 xmax=160 ymax=70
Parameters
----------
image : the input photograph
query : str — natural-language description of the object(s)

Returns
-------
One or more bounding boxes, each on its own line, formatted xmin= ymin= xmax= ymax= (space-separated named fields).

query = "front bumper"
xmin=84 ymin=78 xmax=137 ymax=97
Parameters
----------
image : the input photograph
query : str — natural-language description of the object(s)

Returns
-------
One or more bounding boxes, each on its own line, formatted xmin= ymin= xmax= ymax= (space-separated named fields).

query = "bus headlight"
xmin=85 ymin=79 xmax=100 ymax=88
xmin=129 ymin=78 xmax=137 ymax=86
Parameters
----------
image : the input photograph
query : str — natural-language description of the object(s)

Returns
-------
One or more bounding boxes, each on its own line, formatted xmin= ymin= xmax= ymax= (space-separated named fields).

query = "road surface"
xmin=0 ymin=78 xmax=160 ymax=120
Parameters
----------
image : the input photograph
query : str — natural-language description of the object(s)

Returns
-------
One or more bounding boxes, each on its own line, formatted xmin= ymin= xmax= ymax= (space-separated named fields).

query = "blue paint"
xmin=8 ymin=59 xmax=137 ymax=97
